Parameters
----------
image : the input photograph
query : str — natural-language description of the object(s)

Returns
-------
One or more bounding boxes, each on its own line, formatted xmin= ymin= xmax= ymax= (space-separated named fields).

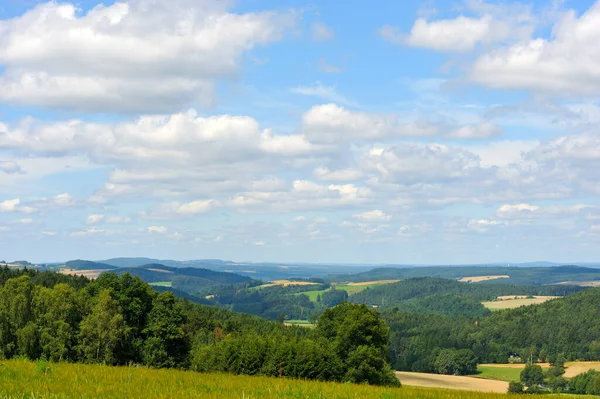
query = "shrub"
xmin=508 ymin=381 xmax=524 ymax=394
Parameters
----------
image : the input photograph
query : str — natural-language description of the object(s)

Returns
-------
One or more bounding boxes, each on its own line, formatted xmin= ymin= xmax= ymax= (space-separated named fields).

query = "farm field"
xmin=482 ymin=295 xmax=560 ymax=310
xmin=59 ymin=268 xmax=105 ymax=279
xmin=296 ymin=280 xmax=400 ymax=301
xmin=283 ymin=319 xmax=315 ymax=328
xmin=148 ymin=281 xmax=172 ymax=287
xmin=557 ymin=280 xmax=600 ymax=287
xmin=0 ymin=359 xmax=579 ymax=399
xmin=478 ymin=362 xmax=600 ymax=379
xmin=475 ymin=365 xmax=531 ymax=382
xmin=459 ymin=275 xmax=510 ymax=283
xmin=395 ymin=371 xmax=508 ymax=393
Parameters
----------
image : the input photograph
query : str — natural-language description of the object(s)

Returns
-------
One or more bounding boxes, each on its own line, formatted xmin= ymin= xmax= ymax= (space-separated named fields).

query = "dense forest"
xmin=384 ymin=286 xmax=600 ymax=373
xmin=349 ymin=277 xmax=584 ymax=317
xmin=0 ymin=267 xmax=398 ymax=386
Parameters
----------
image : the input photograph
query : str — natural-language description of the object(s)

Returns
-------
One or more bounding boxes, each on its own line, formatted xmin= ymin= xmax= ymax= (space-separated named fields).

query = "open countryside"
xmin=482 ymin=296 xmax=561 ymax=310
xmin=459 ymin=275 xmax=510 ymax=283
xmin=395 ymin=371 xmax=509 ymax=393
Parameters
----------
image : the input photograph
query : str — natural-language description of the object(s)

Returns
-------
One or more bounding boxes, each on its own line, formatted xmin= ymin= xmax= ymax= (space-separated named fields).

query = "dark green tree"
xmin=520 ymin=364 xmax=544 ymax=387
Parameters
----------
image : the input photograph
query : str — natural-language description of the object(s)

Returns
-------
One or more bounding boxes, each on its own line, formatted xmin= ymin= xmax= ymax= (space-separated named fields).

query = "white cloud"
xmin=0 ymin=1 xmax=295 ymax=113
xmin=54 ymin=193 xmax=75 ymax=206
xmin=466 ymin=218 xmax=506 ymax=233
xmin=470 ymin=2 xmax=600 ymax=96
xmin=448 ymin=122 xmax=502 ymax=139
xmin=318 ymin=58 xmax=342 ymax=73
xmin=148 ymin=225 xmax=168 ymax=233
xmin=42 ymin=231 xmax=56 ymax=236
xmin=0 ymin=198 xmax=20 ymax=212
xmin=86 ymin=214 xmax=105 ymax=224
xmin=313 ymin=167 xmax=363 ymax=182
xmin=176 ymin=200 xmax=218 ymax=215
xmin=292 ymin=83 xmax=357 ymax=107
xmin=71 ymin=227 xmax=104 ymax=237
xmin=106 ymin=216 xmax=132 ymax=224
xmin=254 ymin=241 xmax=266 ymax=246
xmin=311 ymin=21 xmax=333 ymax=41
xmin=19 ymin=218 xmax=33 ymax=224
xmin=353 ymin=210 xmax=392 ymax=222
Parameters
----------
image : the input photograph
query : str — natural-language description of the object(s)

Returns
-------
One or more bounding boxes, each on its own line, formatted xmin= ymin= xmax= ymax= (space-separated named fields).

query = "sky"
xmin=1 ymin=0 xmax=600 ymax=264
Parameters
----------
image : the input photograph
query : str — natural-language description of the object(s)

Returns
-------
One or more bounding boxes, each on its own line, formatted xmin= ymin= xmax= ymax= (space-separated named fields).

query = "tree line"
xmin=0 ymin=267 xmax=399 ymax=387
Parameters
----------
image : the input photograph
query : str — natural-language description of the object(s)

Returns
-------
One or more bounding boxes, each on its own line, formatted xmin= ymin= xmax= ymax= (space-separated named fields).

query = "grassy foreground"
xmin=0 ymin=360 xmax=591 ymax=399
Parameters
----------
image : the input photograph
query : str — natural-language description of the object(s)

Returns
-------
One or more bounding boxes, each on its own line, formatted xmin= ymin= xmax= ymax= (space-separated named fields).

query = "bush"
xmin=35 ymin=360 xmax=50 ymax=375
xmin=508 ymin=381 xmax=524 ymax=394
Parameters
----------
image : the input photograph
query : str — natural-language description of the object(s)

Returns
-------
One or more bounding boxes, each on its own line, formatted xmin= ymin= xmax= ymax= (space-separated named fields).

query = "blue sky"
xmin=2 ymin=0 xmax=600 ymax=264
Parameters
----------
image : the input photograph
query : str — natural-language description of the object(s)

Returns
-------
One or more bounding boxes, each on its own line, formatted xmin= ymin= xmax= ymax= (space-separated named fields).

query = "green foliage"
xmin=568 ymin=369 xmax=600 ymax=395
xmin=34 ymin=359 xmax=50 ymax=375
xmin=519 ymin=364 xmax=544 ymax=387
xmin=433 ymin=349 xmax=477 ymax=375
xmin=507 ymin=381 xmax=524 ymax=394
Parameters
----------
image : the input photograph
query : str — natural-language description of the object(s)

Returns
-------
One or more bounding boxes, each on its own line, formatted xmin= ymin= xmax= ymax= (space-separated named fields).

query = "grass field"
xmin=475 ymin=365 xmax=528 ymax=382
xmin=148 ymin=281 xmax=172 ymax=287
xmin=478 ymin=362 xmax=600 ymax=379
xmin=295 ymin=280 xmax=399 ymax=301
xmin=482 ymin=296 xmax=560 ymax=310
xmin=0 ymin=359 xmax=590 ymax=399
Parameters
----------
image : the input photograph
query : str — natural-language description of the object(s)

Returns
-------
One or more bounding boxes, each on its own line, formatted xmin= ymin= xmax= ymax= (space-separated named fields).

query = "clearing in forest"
xmin=59 ymin=269 xmax=105 ymax=279
xmin=482 ymin=296 xmax=560 ymax=310
xmin=394 ymin=371 xmax=508 ymax=393
xmin=458 ymin=275 xmax=510 ymax=283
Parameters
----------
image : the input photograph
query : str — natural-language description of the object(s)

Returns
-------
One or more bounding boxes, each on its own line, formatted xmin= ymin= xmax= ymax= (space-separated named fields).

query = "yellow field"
xmin=479 ymin=362 xmax=600 ymax=378
xmin=0 ymin=360 xmax=588 ymax=399
xmin=482 ymin=296 xmax=560 ymax=310
xmin=395 ymin=371 xmax=508 ymax=393
xmin=459 ymin=275 xmax=510 ymax=283
xmin=269 ymin=280 xmax=319 ymax=287
xmin=333 ymin=279 xmax=400 ymax=286
xmin=59 ymin=269 xmax=105 ymax=279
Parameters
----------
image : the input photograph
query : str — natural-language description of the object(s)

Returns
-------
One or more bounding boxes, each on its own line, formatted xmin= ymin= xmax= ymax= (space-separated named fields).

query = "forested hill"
xmin=385 ymin=286 xmax=600 ymax=372
xmin=112 ymin=263 xmax=252 ymax=285
xmin=328 ymin=265 xmax=600 ymax=285
xmin=0 ymin=267 xmax=399 ymax=387
xmin=349 ymin=277 xmax=583 ymax=306
xmin=65 ymin=260 xmax=118 ymax=270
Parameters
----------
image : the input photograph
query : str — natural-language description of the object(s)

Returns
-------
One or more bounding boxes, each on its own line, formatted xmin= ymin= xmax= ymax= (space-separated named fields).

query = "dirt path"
xmin=395 ymin=371 xmax=508 ymax=393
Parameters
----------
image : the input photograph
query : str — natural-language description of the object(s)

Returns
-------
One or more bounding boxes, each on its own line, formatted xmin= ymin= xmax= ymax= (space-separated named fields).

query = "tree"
xmin=520 ymin=364 xmax=544 ymax=387
xmin=433 ymin=349 xmax=477 ymax=375
xmin=78 ymin=289 xmax=129 ymax=365
xmin=142 ymin=292 xmax=189 ymax=368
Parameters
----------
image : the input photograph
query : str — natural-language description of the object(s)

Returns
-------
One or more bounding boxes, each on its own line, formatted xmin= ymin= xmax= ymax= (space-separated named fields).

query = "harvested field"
xmin=395 ymin=371 xmax=508 ymax=393
xmin=482 ymin=296 xmax=560 ymax=310
xmin=459 ymin=275 xmax=509 ymax=283
xmin=59 ymin=269 xmax=105 ymax=279
xmin=335 ymin=279 xmax=400 ymax=286
xmin=145 ymin=268 xmax=173 ymax=273
xmin=270 ymin=280 xmax=318 ymax=287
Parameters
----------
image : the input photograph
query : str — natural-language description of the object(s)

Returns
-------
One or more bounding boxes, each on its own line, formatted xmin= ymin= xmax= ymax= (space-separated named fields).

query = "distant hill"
xmin=101 ymin=257 xmax=165 ymax=268
xmin=327 ymin=265 xmax=600 ymax=286
xmin=64 ymin=260 xmax=117 ymax=270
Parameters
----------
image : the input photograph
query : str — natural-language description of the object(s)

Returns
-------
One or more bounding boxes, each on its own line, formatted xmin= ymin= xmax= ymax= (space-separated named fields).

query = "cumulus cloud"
xmin=313 ymin=167 xmax=363 ymax=182
xmin=470 ymin=1 xmax=600 ymax=96
xmin=0 ymin=1 xmax=295 ymax=113
xmin=292 ymin=83 xmax=357 ymax=107
xmin=381 ymin=1 xmax=534 ymax=52
xmin=448 ymin=122 xmax=502 ymax=139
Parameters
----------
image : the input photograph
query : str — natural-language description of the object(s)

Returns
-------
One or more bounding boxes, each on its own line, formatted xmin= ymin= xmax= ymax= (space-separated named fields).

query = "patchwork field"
xmin=0 ymin=359 xmax=571 ymax=399
xmin=297 ymin=280 xmax=401 ymax=301
xmin=59 ymin=268 xmax=105 ymax=279
xmin=482 ymin=295 xmax=560 ymax=310
xmin=478 ymin=362 xmax=600 ymax=379
xmin=459 ymin=275 xmax=510 ymax=283
xmin=395 ymin=371 xmax=508 ymax=393
xmin=557 ymin=280 xmax=600 ymax=287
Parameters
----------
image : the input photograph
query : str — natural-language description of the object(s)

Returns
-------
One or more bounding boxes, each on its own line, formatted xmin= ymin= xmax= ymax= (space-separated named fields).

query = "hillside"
xmin=385 ymin=286 xmax=600 ymax=372
xmin=1 ymin=360 xmax=580 ymax=399
xmin=329 ymin=265 xmax=600 ymax=286
xmin=348 ymin=277 xmax=584 ymax=317
xmin=64 ymin=259 xmax=117 ymax=270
